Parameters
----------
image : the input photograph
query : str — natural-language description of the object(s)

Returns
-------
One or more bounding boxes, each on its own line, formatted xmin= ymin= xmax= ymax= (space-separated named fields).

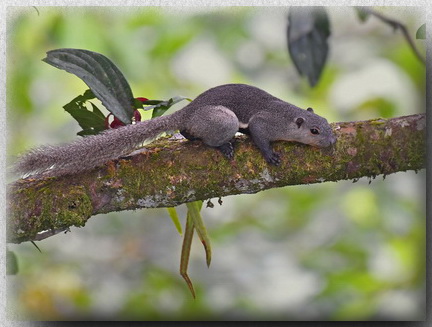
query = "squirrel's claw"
xmin=265 ymin=151 xmax=281 ymax=166
xmin=216 ymin=142 xmax=235 ymax=160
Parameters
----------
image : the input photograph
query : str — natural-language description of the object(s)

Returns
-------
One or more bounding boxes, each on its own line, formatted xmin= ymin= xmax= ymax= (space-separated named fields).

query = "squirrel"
xmin=14 ymin=83 xmax=336 ymax=177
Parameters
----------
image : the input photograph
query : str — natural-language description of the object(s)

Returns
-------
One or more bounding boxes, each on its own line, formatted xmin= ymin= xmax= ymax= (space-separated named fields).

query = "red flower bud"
xmin=110 ymin=116 xmax=125 ymax=129
xmin=133 ymin=109 xmax=142 ymax=122
xmin=105 ymin=109 xmax=142 ymax=130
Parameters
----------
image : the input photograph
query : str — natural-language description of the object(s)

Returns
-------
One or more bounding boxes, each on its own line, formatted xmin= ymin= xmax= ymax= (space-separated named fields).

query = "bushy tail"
xmin=14 ymin=112 xmax=183 ymax=177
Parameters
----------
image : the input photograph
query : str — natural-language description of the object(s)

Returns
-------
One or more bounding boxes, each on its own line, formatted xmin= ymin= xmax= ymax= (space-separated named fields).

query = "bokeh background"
xmin=6 ymin=6 xmax=426 ymax=320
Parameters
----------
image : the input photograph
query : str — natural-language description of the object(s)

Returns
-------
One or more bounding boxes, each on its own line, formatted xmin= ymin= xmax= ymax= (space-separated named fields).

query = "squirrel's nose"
xmin=326 ymin=135 xmax=337 ymax=147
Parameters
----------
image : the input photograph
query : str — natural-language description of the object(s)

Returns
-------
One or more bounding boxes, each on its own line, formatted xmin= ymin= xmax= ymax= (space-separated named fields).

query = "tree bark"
xmin=7 ymin=113 xmax=426 ymax=244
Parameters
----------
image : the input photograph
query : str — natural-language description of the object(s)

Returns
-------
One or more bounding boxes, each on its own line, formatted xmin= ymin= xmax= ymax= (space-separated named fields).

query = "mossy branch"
xmin=7 ymin=113 xmax=426 ymax=244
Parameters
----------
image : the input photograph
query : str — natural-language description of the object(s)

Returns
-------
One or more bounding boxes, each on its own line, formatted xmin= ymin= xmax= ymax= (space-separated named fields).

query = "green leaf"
xmin=77 ymin=127 xmax=103 ymax=137
xmin=63 ymin=90 xmax=107 ymax=136
xmin=287 ymin=6 xmax=330 ymax=87
xmin=152 ymin=107 xmax=170 ymax=118
xmin=82 ymin=88 xmax=97 ymax=101
xmin=355 ymin=7 xmax=371 ymax=22
xmin=167 ymin=207 xmax=183 ymax=235
xmin=142 ymin=96 xmax=192 ymax=118
xmin=89 ymin=102 xmax=106 ymax=120
xmin=6 ymin=249 xmax=18 ymax=275
xmin=179 ymin=200 xmax=212 ymax=298
xmin=141 ymin=100 xmax=166 ymax=106
xmin=133 ymin=98 xmax=144 ymax=109
xmin=416 ymin=23 xmax=426 ymax=39
xmin=180 ymin=213 xmax=196 ymax=298
xmin=31 ymin=241 xmax=42 ymax=253
xmin=186 ymin=201 xmax=211 ymax=268
xmin=43 ymin=48 xmax=136 ymax=124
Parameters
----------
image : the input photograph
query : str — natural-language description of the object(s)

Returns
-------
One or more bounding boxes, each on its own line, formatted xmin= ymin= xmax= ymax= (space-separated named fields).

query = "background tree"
xmin=6 ymin=6 xmax=425 ymax=320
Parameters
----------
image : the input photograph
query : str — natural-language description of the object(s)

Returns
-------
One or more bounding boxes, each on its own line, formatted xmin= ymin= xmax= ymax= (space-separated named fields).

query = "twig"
xmin=359 ymin=7 xmax=425 ymax=64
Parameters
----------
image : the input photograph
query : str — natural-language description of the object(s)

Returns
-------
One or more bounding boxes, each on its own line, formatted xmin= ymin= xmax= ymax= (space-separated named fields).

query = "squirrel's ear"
xmin=295 ymin=117 xmax=305 ymax=128
xmin=307 ymin=107 xmax=314 ymax=113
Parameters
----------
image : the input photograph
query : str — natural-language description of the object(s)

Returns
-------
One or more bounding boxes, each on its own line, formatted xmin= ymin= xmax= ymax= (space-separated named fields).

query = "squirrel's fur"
xmin=14 ymin=84 xmax=336 ymax=177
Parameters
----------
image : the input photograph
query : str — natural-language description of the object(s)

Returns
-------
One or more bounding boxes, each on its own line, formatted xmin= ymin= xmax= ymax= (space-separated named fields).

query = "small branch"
xmin=7 ymin=114 xmax=426 ymax=244
xmin=359 ymin=7 xmax=425 ymax=64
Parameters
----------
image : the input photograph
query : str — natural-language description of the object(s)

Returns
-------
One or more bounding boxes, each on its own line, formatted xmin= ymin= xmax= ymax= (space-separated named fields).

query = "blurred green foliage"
xmin=6 ymin=6 xmax=425 ymax=321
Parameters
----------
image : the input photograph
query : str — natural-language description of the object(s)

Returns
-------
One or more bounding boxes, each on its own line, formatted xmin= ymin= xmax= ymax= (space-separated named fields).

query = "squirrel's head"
xmin=291 ymin=107 xmax=336 ymax=148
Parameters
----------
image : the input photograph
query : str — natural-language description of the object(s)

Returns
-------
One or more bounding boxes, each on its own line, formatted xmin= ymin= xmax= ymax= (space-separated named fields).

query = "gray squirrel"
xmin=14 ymin=83 xmax=336 ymax=177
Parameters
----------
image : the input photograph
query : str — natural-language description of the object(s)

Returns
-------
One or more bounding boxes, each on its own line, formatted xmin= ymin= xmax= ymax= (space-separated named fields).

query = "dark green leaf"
xmin=43 ymin=48 xmax=135 ymax=124
xmin=7 ymin=249 xmax=18 ymax=275
xmin=77 ymin=128 xmax=104 ymax=137
xmin=133 ymin=98 xmax=144 ymax=109
xmin=31 ymin=241 xmax=42 ymax=253
xmin=355 ymin=7 xmax=371 ymax=22
xmin=416 ymin=23 xmax=426 ymax=39
xmin=89 ymin=102 xmax=106 ymax=120
xmin=152 ymin=106 xmax=170 ymax=118
xmin=66 ymin=107 xmax=105 ymax=129
xmin=142 ymin=96 xmax=191 ymax=118
xmin=63 ymin=90 xmax=107 ymax=136
xmin=287 ymin=6 xmax=331 ymax=87
xmin=82 ymin=88 xmax=96 ymax=101
xmin=62 ymin=89 xmax=96 ymax=112
xmin=142 ymin=100 xmax=165 ymax=106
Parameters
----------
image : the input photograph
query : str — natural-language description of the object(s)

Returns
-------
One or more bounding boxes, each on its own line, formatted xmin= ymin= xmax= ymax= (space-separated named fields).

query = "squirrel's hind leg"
xmin=180 ymin=128 xmax=235 ymax=159
xmin=180 ymin=129 xmax=200 ymax=141
xmin=215 ymin=141 xmax=235 ymax=159
xmin=183 ymin=105 xmax=239 ymax=159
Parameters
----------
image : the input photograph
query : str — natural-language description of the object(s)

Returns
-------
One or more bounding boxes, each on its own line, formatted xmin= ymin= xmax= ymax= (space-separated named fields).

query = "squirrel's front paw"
xmin=265 ymin=151 xmax=281 ymax=166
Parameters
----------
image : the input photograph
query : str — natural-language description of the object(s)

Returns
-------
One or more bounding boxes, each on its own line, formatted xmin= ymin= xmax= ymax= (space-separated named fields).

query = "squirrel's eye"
xmin=310 ymin=128 xmax=320 ymax=135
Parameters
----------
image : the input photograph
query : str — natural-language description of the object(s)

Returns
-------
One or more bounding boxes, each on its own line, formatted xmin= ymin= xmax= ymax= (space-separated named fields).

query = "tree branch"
xmin=7 ymin=114 xmax=426 ymax=244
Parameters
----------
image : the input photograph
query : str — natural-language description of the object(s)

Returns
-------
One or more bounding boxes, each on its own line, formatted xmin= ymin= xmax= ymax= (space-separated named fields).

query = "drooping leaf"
xmin=180 ymin=212 xmax=196 ymax=298
xmin=6 ymin=248 xmax=18 ymax=275
xmin=31 ymin=241 xmax=42 ymax=253
xmin=43 ymin=48 xmax=136 ymax=124
xmin=167 ymin=207 xmax=183 ymax=235
xmin=287 ymin=6 xmax=331 ymax=87
xmin=186 ymin=201 xmax=211 ymax=268
xmin=179 ymin=201 xmax=212 ymax=298
xmin=416 ymin=23 xmax=426 ymax=39
xmin=63 ymin=89 xmax=107 ymax=136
